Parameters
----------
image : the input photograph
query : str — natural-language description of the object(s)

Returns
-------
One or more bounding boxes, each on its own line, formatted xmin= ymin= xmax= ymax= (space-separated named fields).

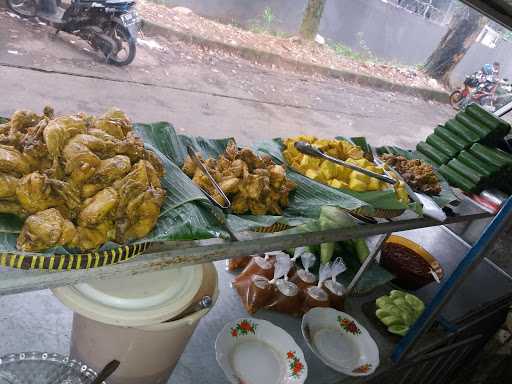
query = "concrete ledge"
xmin=143 ymin=19 xmax=449 ymax=104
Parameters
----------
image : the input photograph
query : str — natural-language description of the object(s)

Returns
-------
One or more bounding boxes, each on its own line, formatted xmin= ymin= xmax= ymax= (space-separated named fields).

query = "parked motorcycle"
xmin=449 ymin=74 xmax=498 ymax=112
xmin=7 ymin=0 xmax=138 ymax=66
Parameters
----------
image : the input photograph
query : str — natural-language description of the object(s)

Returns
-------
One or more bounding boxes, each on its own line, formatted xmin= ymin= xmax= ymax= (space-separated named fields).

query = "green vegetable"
xmin=393 ymin=298 xmax=407 ymax=307
xmin=470 ymin=143 xmax=512 ymax=168
xmin=439 ymin=165 xmax=478 ymax=193
xmin=457 ymin=150 xmax=498 ymax=179
xmin=445 ymin=119 xmax=480 ymax=143
xmin=455 ymin=112 xmax=493 ymax=140
xmin=381 ymin=315 xmax=403 ymax=327
xmin=465 ymin=104 xmax=511 ymax=136
xmin=389 ymin=290 xmax=406 ymax=299
xmin=376 ymin=296 xmax=392 ymax=309
xmin=447 ymin=159 xmax=484 ymax=185
xmin=376 ymin=309 xmax=391 ymax=319
xmin=354 ymin=238 xmax=370 ymax=263
xmin=382 ymin=304 xmax=402 ymax=317
xmin=405 ymin=294 xmax=425 ymax=314
xmin=416 ymin=142 xmax=450 ymax=165
xmin=318 ymin=206 xmax=355 ymax=264
xmin=400 ymin=311 xmax=414 ymax=325
xmin=434 ymin=125 xmax=470 ymax=151
xmin=426 ymin=134 xmax=459 ymax=158
xmin=388 ymin=324 xmax=409 ymax=336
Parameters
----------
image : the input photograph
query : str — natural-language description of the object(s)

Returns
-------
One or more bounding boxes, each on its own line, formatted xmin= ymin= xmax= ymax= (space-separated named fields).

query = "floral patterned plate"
xmin=301 ymin=308 xmax=379 ymax=376
xmin=215 ymin=318 xmax=307 ymax=384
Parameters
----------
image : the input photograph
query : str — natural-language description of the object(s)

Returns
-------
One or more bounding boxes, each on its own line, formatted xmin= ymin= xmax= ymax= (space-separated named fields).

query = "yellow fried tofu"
xmin=300 ymin=155 xmax=320 ymax=169
xmin=350 ymin=170 xmax=370 ymax=183
xmin=349 ymin=178 xmax=368 ymax=192
xmin=319 ymin=160 xmax=337 ymax=180
xmin=305 ymin=169 xmax=320 ymax=180
xmin=328 ymin=179 xmax=348 ymax=189
xmin=335 ymin=165 xmax=351 ymax=181
xmin=367 ymin=178 xmax=380 ymax=191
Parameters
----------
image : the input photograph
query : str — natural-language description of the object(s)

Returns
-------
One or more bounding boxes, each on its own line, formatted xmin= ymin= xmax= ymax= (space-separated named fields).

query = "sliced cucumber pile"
xmin=375 ymin=290 xmax=425 ymax=337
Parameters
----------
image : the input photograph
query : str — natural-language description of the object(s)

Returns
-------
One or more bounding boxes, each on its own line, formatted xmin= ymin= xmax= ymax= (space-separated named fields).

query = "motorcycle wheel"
xmin=449 ymin=90 xmax=463 ymax=110
xmin=105 ymin=21 xmax=136 ymax=66
xmin=7 ymin=0 xmax=37 ymax=17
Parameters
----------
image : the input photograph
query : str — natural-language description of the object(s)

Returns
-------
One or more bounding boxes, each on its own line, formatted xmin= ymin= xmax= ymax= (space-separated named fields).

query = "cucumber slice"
xmin=381 ymin=304 xmax=402 ymax=316
xmin=400 ymin=311 xmax=414 ymax=326
xmin=380 ymin=315 xmax=403 ymax=327
xmin=376 ymin=296 xmax=393 ymax=309
xmin=405 ymin=294 xmax=425 ymax=314
xmin=389 ymin=290 xmax=406 ymax=299
xmin=376 ymin=309 xmax=391 ymax=320
xmin=393 ymin=298 xmax=407 ymax=307
xmin=388 ymin=324 xmax=409 ymax=336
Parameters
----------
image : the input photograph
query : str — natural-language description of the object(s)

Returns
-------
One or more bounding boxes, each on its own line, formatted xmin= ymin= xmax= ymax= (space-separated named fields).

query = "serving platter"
xmin=301 ymin=308 xmax=379 ymax=376
xmin=215 ymin=318 xmax=307 ymax=384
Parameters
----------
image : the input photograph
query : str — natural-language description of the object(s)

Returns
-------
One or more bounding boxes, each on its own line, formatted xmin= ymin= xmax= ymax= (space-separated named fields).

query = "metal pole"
xmin=495 ymin=99 xmax=512 ymax=117
xmin=392 ymin=197 xmax=512 ymax=362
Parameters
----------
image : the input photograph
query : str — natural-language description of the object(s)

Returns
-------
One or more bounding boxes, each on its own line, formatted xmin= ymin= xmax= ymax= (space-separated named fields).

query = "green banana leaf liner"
xmin=0 ymin=119 xmax=230 ymax=270
xmin=0 ymin=120 xmax=373 ymax=270
xmin=137 ymin=122 xmax=373 ymax=229
xmin=376 ymin=145 xmax=458 ymax=208
xmin=254 ymin=138 xmax=413 ymax=218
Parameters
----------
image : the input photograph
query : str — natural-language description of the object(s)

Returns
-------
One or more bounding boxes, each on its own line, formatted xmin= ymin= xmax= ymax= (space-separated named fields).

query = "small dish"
xmin=301 ymin=308 xmax=379 ymax=376
xmin=215 ymin=318 xmax=307 ymax=384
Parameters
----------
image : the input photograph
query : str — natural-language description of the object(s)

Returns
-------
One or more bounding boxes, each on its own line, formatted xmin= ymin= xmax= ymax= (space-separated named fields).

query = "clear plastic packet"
xmin=226 ymin=256 xmax=252 ymax=272
xmin=232 ymin=253 xmax=275 ymax=283
xmin=323 ymin=257 xmax=347 ymax=311
xmin=265 ymin=254 xmax=302 ymax=316
xmin=233 ymin=274 xmax=275 ymax=314
xmin=302 ymin=263 xmax=330 ymax=313
xmin=290 ymin=247 xmax=317 ymax=290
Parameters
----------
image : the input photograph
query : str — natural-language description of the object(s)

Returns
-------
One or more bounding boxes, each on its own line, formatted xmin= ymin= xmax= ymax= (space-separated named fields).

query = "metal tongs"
xmin=294 ymin=141 xmax=397 ymax=185
xmin=187 ymin=146 xmax=231 ymax=209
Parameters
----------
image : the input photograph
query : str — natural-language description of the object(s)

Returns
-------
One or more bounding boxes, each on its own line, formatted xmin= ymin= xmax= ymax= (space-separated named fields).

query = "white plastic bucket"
xmin=53 ymin=263 xmax=218 ymax=384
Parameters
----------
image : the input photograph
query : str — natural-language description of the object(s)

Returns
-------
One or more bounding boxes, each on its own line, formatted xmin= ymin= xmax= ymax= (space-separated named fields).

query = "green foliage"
xmin=248 ymin=6 xmax=290 ymax=38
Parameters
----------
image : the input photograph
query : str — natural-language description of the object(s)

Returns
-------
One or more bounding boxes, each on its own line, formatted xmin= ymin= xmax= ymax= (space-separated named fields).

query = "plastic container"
xmin=52 ymin=263 xmax=218 ymax=384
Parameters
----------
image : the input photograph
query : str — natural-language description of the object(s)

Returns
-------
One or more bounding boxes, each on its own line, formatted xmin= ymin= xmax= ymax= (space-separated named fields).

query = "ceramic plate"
xmin=301 ymin=308 xmax=379 ymax=376
xmin=215 ymin=318 xmax=307 ymax=384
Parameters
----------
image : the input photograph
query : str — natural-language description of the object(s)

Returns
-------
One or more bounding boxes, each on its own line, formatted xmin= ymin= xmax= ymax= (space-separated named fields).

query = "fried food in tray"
xmin=380 ymin=154 xmax=441 ymax=196
xmin=0 ymin=107 xmax=166 ymax=252
xmin=182 ymin=141 xmax=296 ymax=215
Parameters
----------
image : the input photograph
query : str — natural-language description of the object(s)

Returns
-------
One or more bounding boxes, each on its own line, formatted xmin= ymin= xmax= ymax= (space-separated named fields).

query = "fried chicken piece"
xmin=0 ymin=173 xmax=19 ymax=199
xmin=249 ymin=199 xmax=267 ymax=215
xmin=115 ymin=187 xmax=166 ymax=243
xmin=219 ymin=176 xmax=240 ymax=194
xmin=94 ymin=108 xmax=132 ymax=139
xmin=10 ymin=110 xmax=42 ymax=134
xmin=79 ymin=187 xmax=119 ymax=227
xmin=16 ymin=172 xmax=60 ymax=213
xmin=0 ymin=200 xmax=27 ymax=217
xmin=231 ymin=193 xmax=249 ymax=214
xmin=239 ymin=148 xmax=263 ymax=170
xmin=228 ymin=159 xmax=246 ymax=178
xmin=70 ymin=221 xmax=114 ymax=250
xmin=17 ymin=208 xmax=76 ymax=252
xmin=224 ymin=140 xmax=239 ymax=160
xmin=269 ymin=165 xmax=286 ymax=189
xmin=88 ymin=155 xmax=132 ymax=185
xmin=239 ymin=174 xmax=267 ymax=200
xmin=114 ymin=132 xmax=146 ymax=162
xmin=143 ymin=149 xmax=165 ymax=178
xmin=43 ymin=115 xmax=88 ymax=158
xmin=0 ymin=145 xmax=31 ymax=175
xmin=182 ymin=155 xmax=198 ymax=177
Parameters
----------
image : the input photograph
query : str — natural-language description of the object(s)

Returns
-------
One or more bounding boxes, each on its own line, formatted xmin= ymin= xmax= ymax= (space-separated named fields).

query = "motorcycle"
xmin=449 ymin=74 xmax=498 ymax=112
xmin=7 ymin=0 xmax=138 ymax=66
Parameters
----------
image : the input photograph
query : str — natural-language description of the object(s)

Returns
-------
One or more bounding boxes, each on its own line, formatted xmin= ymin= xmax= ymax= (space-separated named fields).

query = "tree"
xmin=424 ymin=6 xmax=486 ymax=85
xmin=299 ymin=0 xmax=326 ymax=40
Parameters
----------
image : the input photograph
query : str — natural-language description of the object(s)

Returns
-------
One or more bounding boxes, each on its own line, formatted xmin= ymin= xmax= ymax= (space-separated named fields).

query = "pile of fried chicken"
xmin=381 ymin=154 xmax=441 ymax=196
xmin=182 ymin=141 xmax=295 ymax=215
xmin=0 ymin=107 xmax=165 ymax=252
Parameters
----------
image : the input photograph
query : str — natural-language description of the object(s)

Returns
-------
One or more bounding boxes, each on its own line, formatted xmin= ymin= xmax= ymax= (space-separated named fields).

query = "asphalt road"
xmin=0 ymin=8 xmax=454 ymax=149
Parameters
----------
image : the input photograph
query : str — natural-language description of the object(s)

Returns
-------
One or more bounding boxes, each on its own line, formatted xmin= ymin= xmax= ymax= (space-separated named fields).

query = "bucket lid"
xmin=52 ymin=265 xmax=203 ymax=327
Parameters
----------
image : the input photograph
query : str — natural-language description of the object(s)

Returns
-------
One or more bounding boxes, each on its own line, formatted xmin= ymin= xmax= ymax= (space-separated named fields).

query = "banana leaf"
xmin=136 ymin=122 xmax=373 ymax=231
xmin=377 ymin=145 xmax=458 ymax=208
xmin=255 ymin=138 xmax=409 ymax=212
xmin=0 ymin=120 xmax=230 ymax=255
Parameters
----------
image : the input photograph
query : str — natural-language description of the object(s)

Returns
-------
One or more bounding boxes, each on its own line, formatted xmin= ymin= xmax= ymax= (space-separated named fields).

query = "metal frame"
xmin=0 ymin=211 xmax=491 ymax=296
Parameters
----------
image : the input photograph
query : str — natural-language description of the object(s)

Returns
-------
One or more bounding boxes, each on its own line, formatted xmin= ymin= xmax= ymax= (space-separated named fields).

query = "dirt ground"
xmin=0 ymin=7 xmax=454 ymax=148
